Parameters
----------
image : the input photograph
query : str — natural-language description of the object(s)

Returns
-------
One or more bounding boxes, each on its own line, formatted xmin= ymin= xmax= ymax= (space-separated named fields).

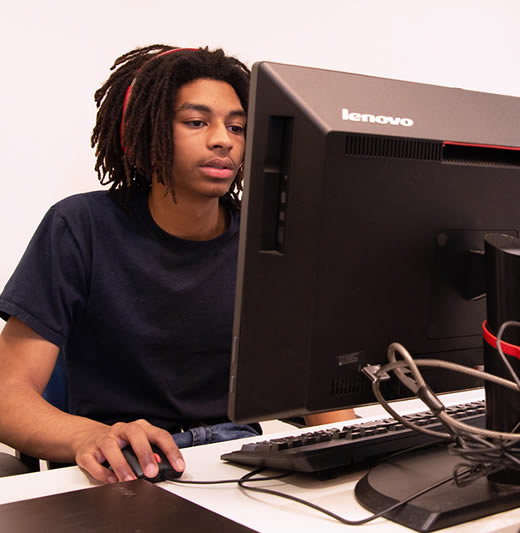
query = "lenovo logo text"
xmin=342 ymin=108 xmax=414 ymax=127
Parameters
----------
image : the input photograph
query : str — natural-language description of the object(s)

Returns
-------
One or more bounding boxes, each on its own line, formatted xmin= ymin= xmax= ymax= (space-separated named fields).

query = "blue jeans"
xmin=172 ymin=422 xmax=261 ymax=449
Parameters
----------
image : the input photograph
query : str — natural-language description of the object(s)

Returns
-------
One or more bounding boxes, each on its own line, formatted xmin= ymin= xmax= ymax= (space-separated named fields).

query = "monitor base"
xmin=354 ymin=445 xmax=520 ymax=532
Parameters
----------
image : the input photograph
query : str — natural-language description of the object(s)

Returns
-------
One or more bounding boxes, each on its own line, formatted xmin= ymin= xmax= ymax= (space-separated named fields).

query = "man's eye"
xmin=228 ymin=124 xmax=245 ymax=134
xmin=186 ymin=120 xmax=206 ymax=128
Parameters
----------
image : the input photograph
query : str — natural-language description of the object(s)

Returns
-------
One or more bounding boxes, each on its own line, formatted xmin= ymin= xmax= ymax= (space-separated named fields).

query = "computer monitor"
xmin=227 ymin=61 xmax=520 ymax=531
xmin=228 ymin=61 xmax=520 ymax=424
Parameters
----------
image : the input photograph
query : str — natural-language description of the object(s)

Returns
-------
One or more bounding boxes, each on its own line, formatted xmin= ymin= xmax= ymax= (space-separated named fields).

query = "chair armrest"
xmin=0 ymin=452 xmax=30 ymax=477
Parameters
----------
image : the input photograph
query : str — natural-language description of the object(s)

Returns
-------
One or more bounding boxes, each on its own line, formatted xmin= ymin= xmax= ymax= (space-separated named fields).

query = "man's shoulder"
xmin=49 ymin=190 xmax=129 ymax=226
xmin=51 ymin=190 xmax=113 ymax=215
xmin=42 ymin=191 xmax=131 ymax=240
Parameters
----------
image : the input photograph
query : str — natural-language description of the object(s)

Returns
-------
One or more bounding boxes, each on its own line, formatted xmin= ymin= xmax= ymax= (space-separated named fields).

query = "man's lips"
xmin=199 ymin=158 xmax=235 ymax=179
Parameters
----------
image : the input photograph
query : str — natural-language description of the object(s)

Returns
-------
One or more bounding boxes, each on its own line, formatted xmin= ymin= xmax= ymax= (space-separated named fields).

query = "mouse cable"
xmin=167 ymin=468 xmax=291 ymax=485
xmin=236 ymin=466 xmax=468 ymax=526
xmin=169 ymin=465 xmax=471 ymax=527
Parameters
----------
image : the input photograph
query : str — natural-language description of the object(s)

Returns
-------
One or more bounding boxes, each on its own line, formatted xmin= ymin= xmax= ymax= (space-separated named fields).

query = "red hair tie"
xmin=120 ymin=47 xmax=198 ymax=152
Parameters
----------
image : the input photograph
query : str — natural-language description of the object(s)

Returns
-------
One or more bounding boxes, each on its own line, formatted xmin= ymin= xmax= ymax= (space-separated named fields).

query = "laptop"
xmin=0 ymin=478 xmax=258 ymax=532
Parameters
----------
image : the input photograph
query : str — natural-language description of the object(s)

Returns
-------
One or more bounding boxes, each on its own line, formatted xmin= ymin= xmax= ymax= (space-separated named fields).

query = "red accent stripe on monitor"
xmin=482 ymin=320 xmax=520 ymax=360
xmin=443 ymin=141 xmax=520 ymax=152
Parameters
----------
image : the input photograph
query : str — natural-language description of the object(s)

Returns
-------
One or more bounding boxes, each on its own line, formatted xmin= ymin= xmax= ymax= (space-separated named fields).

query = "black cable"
xmin=168 ymin=464 xmax=479 ymax=527
xmin=167 ymin=469 xmax=291 ymax=485
xmin=237 ymin=466 xmax=468 ymax=526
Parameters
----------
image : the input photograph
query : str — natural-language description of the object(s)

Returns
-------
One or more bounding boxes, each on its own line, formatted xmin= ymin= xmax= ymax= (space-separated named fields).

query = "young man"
xmin=0 ymin=45 xmax=259 ymax=484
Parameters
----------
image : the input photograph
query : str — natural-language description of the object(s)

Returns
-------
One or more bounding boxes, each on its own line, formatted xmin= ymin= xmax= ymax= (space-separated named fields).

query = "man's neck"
xmin=148 ymin=181 xmax=227 ymax=241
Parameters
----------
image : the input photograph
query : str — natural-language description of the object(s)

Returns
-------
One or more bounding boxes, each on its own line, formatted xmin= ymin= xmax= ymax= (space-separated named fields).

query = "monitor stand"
xmin=354 ymin=445 xmax=520 ymax=532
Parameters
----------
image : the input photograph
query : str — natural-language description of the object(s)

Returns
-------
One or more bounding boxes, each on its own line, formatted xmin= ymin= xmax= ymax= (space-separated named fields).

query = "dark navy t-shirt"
xmin=0 ymin=190 xmax=239 ymax=431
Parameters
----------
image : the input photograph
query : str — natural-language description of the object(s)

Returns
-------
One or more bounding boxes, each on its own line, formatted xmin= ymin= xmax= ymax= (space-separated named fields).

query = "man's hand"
xmin=73 ymin=419 xmax=185 ymax=483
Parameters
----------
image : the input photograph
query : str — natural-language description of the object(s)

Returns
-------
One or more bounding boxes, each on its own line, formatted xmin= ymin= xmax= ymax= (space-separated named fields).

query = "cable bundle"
xmin=368 ymin=321 xmax=520 ymax=485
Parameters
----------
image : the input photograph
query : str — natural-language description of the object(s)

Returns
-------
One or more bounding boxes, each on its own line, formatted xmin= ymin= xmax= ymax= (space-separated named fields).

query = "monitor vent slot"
xmin=331 ymin=375 xmax=371 ymax=396
xmin=442 ymin=142 xmax=520 ymax=168
xmin=345 ymin=134 xmax=442 ymax=161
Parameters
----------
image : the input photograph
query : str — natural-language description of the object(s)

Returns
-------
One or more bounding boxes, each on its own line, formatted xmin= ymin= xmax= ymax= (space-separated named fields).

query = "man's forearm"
xmin=0 ymin=380 xmax=106 ymax=463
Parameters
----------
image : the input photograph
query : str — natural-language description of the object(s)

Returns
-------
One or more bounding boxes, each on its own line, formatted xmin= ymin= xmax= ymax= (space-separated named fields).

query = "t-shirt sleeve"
xmin=0 ymin=204 xmax=90 ymax=348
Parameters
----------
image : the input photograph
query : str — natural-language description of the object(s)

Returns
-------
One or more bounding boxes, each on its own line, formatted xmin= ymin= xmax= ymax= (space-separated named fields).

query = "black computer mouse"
xmin=121 ymin=445 xmax=183 ymax=483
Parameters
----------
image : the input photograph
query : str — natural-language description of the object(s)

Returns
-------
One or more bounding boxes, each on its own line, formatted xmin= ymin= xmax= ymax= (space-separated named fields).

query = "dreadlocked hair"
xmin=91 ymin=44 xmax=250 ymax=208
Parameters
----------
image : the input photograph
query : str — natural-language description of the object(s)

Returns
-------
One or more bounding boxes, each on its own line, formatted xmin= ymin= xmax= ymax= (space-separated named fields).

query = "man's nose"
xmin=208 ymin=122 xmax=232 ymax=150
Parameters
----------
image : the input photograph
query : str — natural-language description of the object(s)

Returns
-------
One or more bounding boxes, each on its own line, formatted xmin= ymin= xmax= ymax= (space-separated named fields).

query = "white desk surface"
xmin=0 ymin=390 xmax=519 ymax=533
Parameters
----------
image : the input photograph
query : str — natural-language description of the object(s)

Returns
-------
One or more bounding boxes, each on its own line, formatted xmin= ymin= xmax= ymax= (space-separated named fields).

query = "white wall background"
xmin=1 ymin=0 xmax=519 ymax=293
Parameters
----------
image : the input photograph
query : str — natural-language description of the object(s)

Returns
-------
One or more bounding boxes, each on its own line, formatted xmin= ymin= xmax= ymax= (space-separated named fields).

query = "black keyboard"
xmin=221 ymin=400 xmax=486 ymax=475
